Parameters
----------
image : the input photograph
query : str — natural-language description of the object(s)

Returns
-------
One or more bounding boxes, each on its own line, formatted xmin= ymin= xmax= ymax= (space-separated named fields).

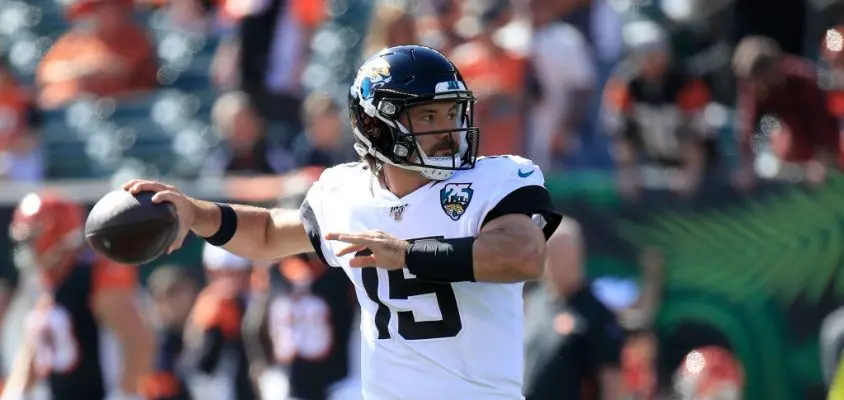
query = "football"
xmin=84 ymin=189 xmax=179 ymax=265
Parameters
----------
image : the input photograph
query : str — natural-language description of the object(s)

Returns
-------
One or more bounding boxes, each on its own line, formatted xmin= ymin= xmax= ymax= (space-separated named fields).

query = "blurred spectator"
xmin=142 ymin=266 xmax=198 ymax=400
xmin=602 ymin=21 xmax=716 ymax=198
xmin=820 ymin=26 xmax=844 ymax=170
xmin=417 ymin=0 xmax=463 ymax=55
xmin=672 ymin=346 xmax=744 ymax=400
xmin=362 ymin=2 xmax=418 ymax=56
xmin=210 ymin=0 xmax=324 ymax=134
xmin=622 ymin=332 xmax=658 ymax=400
xmin=183 ymin=244 xmax=256 ymax=400
xmin=36 ymin=0 xmax=158 ymax=109
xmin=245 ymin=254 xmax=360 ymax=400
xmin=655 ymin=0 xmax=736 ymax=106
xmin=202 ymin=91 xmax=294 ymax=178
xmin=242 ymin=191 xmax=359 ymax=400
xmin=240 ymin=264 xmax=279 ymax=397
xmin=554 ymin=0 xmax=593 ymax=44
xmin=732 ymin=36 xmax=838 ymax=186
xmin=616 ymin=248 xmax=665 ymax=400
xmin=291 ymin=91 xmax=355 ymax=168
xmin=586 ymin=0 xmax=623 ymax=133
xmin=606 ymin=247 xmax=736 ymax=398
xmin=449 ymin=1 xmax=526 ymax=156
xmin=656 ymin=322 xmax=735 ymax=397
xmin=5 ymin=193 xmax=154 ymax=400
xmin=588 ymin=0 xmax=622 ymax=68
xmin=524 ymin=218 xmax=625 ymax=400
xmin=526 ymin=0 xmax=596 ymax=171
xmin=0 ymin=61 xmax=44 ymax=182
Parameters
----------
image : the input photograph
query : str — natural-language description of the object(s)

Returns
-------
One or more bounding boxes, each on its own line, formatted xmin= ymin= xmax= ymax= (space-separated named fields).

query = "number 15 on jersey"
xmin=358 ymin=237 xmax=463 ymax=341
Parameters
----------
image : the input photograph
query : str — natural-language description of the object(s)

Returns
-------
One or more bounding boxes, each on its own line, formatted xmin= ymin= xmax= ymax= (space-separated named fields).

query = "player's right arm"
xmin=190 ymin=201 xmax=311 ymax=261
xmin=123 ymin=180 xmax=314 ymax=261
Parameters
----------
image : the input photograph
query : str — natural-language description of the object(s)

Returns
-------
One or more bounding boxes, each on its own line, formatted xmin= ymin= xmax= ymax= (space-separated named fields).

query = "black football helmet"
xmin=348 ymin=45 xmax=479 ymax=180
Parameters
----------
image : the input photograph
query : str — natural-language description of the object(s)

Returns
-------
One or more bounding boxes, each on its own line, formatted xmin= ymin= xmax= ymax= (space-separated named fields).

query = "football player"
xmin=124 ymin=44 xmax=562 ymax=399
xmin=244 ymin=252 xmax=359 ymax=400
xmin=3 ymin=192 xmax=155 ymax=400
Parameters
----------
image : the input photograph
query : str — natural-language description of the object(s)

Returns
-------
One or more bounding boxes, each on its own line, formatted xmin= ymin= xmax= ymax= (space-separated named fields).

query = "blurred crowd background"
xmin=0 ymin=0 xmax=840 ymax=399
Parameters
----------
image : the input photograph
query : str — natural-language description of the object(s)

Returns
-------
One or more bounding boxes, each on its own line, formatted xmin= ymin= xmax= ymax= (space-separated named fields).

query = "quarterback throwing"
xmin=124 ymin=45 xmax=562 ymax=400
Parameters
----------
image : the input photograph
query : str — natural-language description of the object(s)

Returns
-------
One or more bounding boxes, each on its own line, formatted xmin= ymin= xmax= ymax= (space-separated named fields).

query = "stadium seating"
xmin=0 ymin=0 xmax=372 ymax=180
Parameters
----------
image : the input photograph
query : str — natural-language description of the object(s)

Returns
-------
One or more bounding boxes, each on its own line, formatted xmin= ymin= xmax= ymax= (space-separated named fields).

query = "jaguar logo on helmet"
xmin=355 ymin=57 xmax=392 ymax=101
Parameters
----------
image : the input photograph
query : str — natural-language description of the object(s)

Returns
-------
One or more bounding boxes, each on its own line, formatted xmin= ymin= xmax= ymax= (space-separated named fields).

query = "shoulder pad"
xmin=470 ymin=155 xmax=544 ymax=187
xmin=316 ymin=162 xmax=366 ymax=191
xmin=476 ymin=154 xmax=537 ymax=169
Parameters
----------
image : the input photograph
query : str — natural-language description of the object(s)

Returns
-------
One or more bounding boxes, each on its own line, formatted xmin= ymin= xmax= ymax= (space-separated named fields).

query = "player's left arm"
xmin=470 ymin=161 xmax=562 ymax=283
xmin=472 ymin=215 xmax=548 ymax=283
xmin=330 ymin=159 xmax=561 ymax=283
xmin=91 ymin=260 xmax=155 ymax=398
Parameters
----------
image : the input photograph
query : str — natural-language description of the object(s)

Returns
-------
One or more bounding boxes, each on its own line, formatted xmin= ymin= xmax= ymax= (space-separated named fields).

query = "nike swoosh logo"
xmin=518 ymin=169 xmax=534 ymax=178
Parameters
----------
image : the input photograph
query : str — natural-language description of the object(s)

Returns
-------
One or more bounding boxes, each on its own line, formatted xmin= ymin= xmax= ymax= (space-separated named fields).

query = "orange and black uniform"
xmin=269 ymin=255 xmax=357 ymax=400
xmin=185 ymin=283 xmax=255 ymax=399
xmin=603 ymin=70 xmax=718 ymax=169
xmin=26 ymin=255 xmax=136 ymax=400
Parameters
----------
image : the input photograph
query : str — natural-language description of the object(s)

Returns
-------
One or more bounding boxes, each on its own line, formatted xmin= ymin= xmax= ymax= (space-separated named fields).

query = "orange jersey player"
xmin=3 ymin=192 xmax=155 ymax=400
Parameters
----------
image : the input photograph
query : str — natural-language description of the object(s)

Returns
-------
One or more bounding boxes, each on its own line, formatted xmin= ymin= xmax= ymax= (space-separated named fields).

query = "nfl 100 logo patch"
xmin=389 ymin=203 xmax=408 ymax=221
xmin=440 ymin=183 xmax=474 ymax=221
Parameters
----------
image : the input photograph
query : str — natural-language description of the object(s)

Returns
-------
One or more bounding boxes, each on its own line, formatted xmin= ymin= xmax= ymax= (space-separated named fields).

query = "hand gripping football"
xmin=84 ymin=190 xmax=179 ymax=264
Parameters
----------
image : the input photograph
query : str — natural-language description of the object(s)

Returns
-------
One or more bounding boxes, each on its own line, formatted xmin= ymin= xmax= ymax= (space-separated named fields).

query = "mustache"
xmin=431 ymin=140 xmax=457 ymax=154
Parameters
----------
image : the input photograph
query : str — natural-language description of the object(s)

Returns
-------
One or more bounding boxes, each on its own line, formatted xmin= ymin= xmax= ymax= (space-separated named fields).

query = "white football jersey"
xmin=299 ymin=155 xmax=559 ymax=400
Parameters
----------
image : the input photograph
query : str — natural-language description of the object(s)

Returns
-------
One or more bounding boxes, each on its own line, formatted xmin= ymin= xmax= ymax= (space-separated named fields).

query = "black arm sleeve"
xmin=481 ymin=185 xmax=563 ymax=239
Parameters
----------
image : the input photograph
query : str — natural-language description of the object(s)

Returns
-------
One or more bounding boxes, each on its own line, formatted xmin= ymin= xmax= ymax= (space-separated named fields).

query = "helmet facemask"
xmin=352 ymin=90 xmax=480 ymax=181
